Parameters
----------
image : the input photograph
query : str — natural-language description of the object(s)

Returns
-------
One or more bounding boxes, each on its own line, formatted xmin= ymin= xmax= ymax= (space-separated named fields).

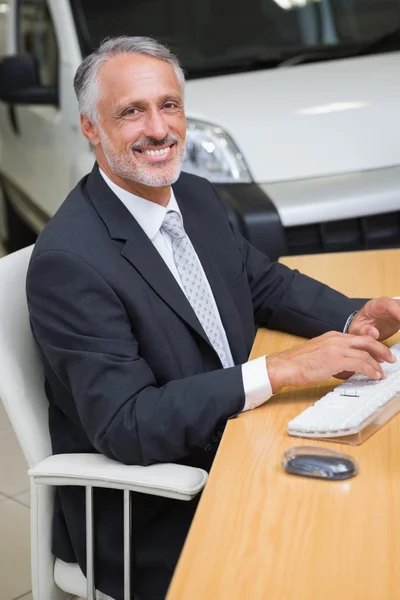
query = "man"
xmin=26 ymin=36 xmax=400 ymax=600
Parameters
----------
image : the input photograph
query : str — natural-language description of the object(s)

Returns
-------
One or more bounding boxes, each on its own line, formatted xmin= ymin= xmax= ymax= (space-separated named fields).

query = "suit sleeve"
xmin=26 ymin=250 xmax=245 ymax=466
xmin=239 ymin=234 xmax=366 ymax=336
xmin=207 ymin=181 xmax=367 ymax=337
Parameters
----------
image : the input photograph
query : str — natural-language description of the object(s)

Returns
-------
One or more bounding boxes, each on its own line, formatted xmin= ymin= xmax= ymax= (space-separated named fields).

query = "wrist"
xmin=266 ymin=355 xmax=289 ymax=394
xmin=344 ymin=310 xmax=360 ymax=335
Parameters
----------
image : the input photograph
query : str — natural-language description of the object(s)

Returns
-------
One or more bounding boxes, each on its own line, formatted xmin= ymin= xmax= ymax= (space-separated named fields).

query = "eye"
xmin=163 ymin=102 xmax=180 ymax=110
xmin=123 ymin=108 xmax=140 ymax=116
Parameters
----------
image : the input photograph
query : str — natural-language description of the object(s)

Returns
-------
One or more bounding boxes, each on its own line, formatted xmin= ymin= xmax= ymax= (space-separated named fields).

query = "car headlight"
xmin=182 ymin=119 xmax=252 ymax=183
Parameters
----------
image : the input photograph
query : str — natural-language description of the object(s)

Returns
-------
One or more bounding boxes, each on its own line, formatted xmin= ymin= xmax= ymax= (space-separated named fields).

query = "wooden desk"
xmin=167 ymin=249 xmax=400 ymax=600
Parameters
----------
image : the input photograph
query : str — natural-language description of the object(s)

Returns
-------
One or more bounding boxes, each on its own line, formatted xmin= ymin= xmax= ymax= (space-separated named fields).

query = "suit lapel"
xmin=85 ymin=166 xmax=210 ymax=346
xmin=120 ymin=234 xmax=212 ymax=345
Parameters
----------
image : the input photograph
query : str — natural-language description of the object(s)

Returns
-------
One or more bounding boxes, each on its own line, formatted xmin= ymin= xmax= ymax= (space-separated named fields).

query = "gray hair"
xmin=74 ymin=36 xmax=185 ymax=123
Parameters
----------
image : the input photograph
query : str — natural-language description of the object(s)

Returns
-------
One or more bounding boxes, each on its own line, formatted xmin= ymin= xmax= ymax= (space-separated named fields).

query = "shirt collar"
xmin=99 ymin=168 xmax=181 ymax=241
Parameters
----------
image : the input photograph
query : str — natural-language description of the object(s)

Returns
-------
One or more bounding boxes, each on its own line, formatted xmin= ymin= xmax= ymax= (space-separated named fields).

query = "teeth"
xmin=141 ymin=147 xmax=170 ymax=156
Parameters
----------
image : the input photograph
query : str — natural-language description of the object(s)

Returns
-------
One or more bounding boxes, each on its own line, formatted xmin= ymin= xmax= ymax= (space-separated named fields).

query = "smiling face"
xmin=81 ymin=53 xmax=186 ymax=205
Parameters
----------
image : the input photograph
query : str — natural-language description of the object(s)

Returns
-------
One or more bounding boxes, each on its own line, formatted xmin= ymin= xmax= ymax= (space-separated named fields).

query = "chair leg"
xmin=85 ymin=486 xmax=95 ymax=600
xmin=123 ymin=490 xmax=132 ymax=600
xmin=86 ymin=487 xmax=131 ymax=599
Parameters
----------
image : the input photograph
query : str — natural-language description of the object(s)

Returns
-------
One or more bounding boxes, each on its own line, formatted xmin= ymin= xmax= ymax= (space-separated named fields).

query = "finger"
xmin=343 ymin=356 xmax=383 ymax=380
xmin=385 ymin=298 xmax=400 ymax=320
xmin=374 ymin=297 xmax=400 ymax=321
xmin=345 ymin=336 xmax=395 ymax=363
xmin=344 ymin=349 xmax=385 ymax=379
xmin=356 ymin=325 xmax=380 ymax=339
xmin=367 ymin=327 xmax=380 ymax=339
xmin=347 ymin=336 xmax=393 ymax=361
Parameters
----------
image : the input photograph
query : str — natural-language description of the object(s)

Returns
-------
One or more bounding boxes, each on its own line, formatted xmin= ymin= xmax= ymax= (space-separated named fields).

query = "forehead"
xmin=97 ymin=54 xmax=182 ymax=108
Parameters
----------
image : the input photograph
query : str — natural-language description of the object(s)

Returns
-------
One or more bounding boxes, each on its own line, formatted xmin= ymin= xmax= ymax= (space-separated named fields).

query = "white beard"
xmin=98 ymin=127 xmax=184 ymax=187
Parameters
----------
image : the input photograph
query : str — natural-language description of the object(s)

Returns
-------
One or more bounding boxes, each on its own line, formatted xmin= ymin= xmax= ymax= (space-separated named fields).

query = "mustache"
xmin=131 ymin=135 xmax=179 ymax=150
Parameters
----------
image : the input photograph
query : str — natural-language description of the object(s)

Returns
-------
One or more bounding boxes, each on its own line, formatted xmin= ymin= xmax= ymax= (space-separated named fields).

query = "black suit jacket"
xmin=26 ymin=166 xmax=365 ymax=599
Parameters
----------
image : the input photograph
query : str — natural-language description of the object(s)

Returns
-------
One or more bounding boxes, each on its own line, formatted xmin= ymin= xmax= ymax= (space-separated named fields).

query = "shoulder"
xmin=173 ymin=172 xmax=227 ymax=218
xmin=173 ymin=171 xmax=216 ymax=197
xmin=31 ymin=175 xmax=107 ymax=261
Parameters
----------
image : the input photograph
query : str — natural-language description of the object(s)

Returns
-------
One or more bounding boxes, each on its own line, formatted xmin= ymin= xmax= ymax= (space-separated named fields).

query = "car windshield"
xmin=71 ymin=0 xmax=400 ymax=77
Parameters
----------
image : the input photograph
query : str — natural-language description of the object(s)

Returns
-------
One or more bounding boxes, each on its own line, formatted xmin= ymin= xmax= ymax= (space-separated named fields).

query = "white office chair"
xmin=0 ymin=246 xmax=208 ymax=600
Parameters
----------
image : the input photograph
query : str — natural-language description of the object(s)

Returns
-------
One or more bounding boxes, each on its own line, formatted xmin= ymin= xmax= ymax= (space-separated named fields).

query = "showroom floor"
xmin=0 ymin=244 xmax=32 ymax=600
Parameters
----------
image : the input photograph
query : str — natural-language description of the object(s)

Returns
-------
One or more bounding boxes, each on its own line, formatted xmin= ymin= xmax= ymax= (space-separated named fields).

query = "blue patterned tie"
xmin=161 ymin=210 xmax=230 ymax=368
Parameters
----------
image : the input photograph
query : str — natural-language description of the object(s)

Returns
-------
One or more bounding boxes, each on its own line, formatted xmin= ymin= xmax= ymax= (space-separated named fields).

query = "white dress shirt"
xmin=99 ymin=169 xmax=273 ymax=411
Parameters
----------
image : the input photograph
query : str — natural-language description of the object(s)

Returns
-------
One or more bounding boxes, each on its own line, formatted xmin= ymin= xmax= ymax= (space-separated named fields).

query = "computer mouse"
xmin=282 ymin=446 xmax=357 ymax=480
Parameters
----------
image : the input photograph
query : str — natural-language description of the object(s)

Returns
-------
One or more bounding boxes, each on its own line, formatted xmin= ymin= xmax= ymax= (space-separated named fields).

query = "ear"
xmin=80 ymin=114 xmax=101 ymax=147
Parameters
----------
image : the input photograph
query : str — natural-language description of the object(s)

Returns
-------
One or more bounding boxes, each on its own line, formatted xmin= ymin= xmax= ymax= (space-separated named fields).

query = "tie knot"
xmin=161 ymin=210 xmax=186 ymax=240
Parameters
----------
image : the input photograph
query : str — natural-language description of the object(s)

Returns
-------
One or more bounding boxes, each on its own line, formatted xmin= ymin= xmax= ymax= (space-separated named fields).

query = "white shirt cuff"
xmin=241 ymin=355 xmax=273 ymax=411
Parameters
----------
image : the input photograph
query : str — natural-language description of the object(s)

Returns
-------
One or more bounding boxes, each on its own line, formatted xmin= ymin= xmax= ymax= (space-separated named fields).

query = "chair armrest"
xmin=28 ymin=453 xmax=208 ymax=501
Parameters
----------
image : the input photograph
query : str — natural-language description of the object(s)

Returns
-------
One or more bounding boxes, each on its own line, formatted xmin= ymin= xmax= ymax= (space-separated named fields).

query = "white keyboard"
xmin=288 ymin=342 xmax=400 ymax=439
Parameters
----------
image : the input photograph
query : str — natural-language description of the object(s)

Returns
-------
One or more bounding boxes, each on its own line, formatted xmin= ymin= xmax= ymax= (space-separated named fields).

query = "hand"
xmin=267 ymin=331 xmax=395 ymax=394
xmin=348 ymin=297 xmax=400 ymax=341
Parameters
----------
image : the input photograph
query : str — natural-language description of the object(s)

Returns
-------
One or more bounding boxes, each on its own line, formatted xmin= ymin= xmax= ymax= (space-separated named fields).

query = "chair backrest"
xmin=0 ymin=246 xmax=78 ymax=600
xmin=0 ymin=245 xmax=52 ymax=468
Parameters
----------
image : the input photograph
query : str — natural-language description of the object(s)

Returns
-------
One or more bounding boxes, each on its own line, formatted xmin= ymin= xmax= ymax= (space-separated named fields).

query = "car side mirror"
xmin=0 ymin=55 xmax=58 ymax=106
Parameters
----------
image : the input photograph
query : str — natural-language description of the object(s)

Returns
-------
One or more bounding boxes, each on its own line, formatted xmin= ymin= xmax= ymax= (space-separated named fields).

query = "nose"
xmin=143 ymin=107 xmax=169 ymax=141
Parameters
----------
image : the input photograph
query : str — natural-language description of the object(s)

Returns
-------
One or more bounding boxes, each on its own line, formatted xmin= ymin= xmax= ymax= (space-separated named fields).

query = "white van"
xmin=0 ymin=0 xmax=400 ymax=260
